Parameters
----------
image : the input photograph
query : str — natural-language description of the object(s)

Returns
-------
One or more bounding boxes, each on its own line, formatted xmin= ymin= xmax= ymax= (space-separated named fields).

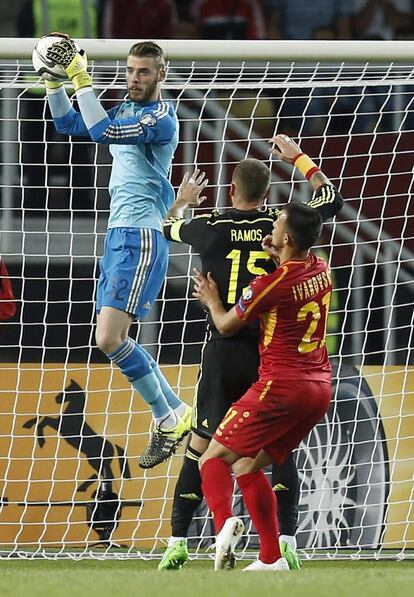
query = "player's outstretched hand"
xmin=269 ymin=134 xmax=303 ymax=164
xmin=46 ymin=36 xmax=78 ymax=68
xmin=192 ymin=268 xmax=219 ymax=309
xmin=262 ymin=234 xmax=280 ymax=264
xmin=46 ymin=36 xmax=91 ymax=91
xmin=177 ymin=169 xmax=208 ymax=208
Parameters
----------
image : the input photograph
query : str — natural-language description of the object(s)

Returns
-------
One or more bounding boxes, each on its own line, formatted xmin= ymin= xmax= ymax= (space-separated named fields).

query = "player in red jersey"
xmin=193 ymin=147 xmax=333 ymax=570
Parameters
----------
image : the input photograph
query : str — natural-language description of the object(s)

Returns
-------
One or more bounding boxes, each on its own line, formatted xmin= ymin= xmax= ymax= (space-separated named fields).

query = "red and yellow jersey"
xmin=234 ymin=253 xmax=332 ymax=385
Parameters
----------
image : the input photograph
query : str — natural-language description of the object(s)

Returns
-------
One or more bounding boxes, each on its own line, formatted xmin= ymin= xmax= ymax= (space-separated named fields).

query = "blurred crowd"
xmin=1 ymin=0 xmax=413 ymax=41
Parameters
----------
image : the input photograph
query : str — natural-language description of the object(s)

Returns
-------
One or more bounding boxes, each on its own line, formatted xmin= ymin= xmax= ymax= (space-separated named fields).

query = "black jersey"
xmin=164 ymin=184 xmax=343 ymax=339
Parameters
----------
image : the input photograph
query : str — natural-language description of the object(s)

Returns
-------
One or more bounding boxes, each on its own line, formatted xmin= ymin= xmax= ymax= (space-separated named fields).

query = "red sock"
xmin=237 ymin=470 xmax=281 ymax=564
xmin=200 ymin=458 xmax=233 ymax=534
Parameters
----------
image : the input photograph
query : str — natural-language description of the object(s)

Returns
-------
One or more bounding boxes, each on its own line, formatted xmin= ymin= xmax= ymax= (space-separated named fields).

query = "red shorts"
xmin=213 ymin=377 xmax=331 ymax=465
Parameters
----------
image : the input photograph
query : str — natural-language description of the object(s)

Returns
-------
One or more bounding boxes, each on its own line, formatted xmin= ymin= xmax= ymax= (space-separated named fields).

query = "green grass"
xmin=0 ymin=559 xmax=413 ymax=597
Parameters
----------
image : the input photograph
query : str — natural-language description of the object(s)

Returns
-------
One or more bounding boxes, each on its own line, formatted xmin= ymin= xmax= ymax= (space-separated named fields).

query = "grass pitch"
xmin=0 ymin=559 xmax=412 ymax=597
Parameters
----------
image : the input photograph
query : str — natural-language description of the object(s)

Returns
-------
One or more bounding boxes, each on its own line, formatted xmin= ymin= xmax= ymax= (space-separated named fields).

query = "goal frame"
xmin=1 ymin=38 xmax=414 ymax=62
xmin=0 ymin=38 xmax=413 ymax=560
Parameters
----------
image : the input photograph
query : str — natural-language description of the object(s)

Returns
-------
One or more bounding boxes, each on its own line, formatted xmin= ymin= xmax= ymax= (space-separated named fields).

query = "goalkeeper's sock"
xmin=272 ymin=453 xmax=299 ymax=536
xmin=171 ymin=446 xmax=203 ymax=537
xmin=154 ymin=410 xmax=178 ymax=431
xmin=200 ymin=458 xmax=233 ymax=534
xmin=138 ymin=344 xmax=184 ymax=411
xmin=107 ymin=338 xmax=171 ymax=419
xmin=237 ymin=470 xmax=281 ymax=564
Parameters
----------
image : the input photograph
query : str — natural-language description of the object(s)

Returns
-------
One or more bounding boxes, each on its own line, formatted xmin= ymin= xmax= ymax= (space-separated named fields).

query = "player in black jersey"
xmin=159 ymin=134 xmax=344 ymax=570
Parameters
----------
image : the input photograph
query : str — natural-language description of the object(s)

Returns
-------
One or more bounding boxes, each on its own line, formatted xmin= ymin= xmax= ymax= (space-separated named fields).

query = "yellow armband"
xmin=293 ymin=153 xmax=320 ymax=180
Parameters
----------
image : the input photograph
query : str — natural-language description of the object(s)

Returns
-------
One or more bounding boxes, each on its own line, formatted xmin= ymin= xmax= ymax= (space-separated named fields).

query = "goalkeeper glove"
xmin=46 ymin=38 xmax=91 ymax=92
xmin=44 ymin=79 xmax=64 ymax=91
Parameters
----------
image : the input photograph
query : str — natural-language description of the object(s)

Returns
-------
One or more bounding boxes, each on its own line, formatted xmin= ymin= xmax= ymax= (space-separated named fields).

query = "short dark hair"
xmin=283 ymin=203 xmax=323 ymax=250
xmin=128 ymin=41 xmax=165 ymax=68
xmin=232 ymin=159 xmax=271 ymax=203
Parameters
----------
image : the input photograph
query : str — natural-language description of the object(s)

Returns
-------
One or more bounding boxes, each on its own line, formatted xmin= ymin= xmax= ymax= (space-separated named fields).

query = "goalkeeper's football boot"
xmin=181 ymin=403 xmax=193 ymax=434
xmin=243 ymin=557 xmax=289 ymax=571
xmin=139 ymin=409 xmax=192 ymax=469
xmin=158 ymin=540 xmax=189 ymax=571
xmin=214 ymin=516 xmax=245 ymax=571
xmin=280 ymin=540 xmax=302 ymax=570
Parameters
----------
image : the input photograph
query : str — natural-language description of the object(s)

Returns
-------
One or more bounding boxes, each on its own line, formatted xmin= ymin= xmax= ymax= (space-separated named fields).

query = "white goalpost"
xmin=0 ymin=39 xmax=413 ymax=560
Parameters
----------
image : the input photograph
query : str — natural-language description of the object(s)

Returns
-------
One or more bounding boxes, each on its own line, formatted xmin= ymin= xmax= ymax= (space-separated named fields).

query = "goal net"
xmin=0 ymin=39 xmax=413 ymax=560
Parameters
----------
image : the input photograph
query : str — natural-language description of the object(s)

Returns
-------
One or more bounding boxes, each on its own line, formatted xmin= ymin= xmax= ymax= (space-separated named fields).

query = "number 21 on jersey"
xmin=297 ymin=291 xmax=331 ymax=353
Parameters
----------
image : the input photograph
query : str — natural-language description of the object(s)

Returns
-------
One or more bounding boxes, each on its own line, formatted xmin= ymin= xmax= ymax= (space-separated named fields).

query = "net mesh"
xmin=0 ymin=49 xmax=413 ymax=559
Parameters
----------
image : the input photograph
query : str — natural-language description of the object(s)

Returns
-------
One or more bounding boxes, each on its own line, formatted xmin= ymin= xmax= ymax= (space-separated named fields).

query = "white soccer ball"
xmin=32 ymin=36 xmax=79 ymax=81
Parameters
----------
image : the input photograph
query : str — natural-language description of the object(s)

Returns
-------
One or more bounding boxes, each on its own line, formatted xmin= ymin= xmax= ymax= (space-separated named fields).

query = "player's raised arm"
xmin=40 ymin=34 xmax=90 ymax=137
xmin=167 ymin=170 xmax=209 ymax=218
xmin=163 ymin=170 xmax=209 ymax=244
xmin=43 ymin=35 xmax=122 ymax=138
xmin=45 ymin=36 xmax=177 ymax=146
xmin=269 ymin=134 xmax=344 ymax=221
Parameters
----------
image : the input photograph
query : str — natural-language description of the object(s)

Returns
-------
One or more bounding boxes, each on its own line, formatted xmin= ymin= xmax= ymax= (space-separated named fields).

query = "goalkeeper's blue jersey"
xmin=50 ymin=95 xmax=179 ymax=231
xmin=105 ymin=100 xmax=178 ymax=230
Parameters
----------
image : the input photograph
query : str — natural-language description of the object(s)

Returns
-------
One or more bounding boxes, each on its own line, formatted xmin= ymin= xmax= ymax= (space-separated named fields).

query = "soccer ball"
xmin=32 ymin=35 xmax=79 ymax=81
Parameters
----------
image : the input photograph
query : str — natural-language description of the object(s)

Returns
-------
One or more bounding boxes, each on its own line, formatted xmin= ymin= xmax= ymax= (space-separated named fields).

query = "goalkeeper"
xmin=43 ymin=34 xmax=191 ymax=469
xmin=160 ymin=134 xmax=343 ymax=570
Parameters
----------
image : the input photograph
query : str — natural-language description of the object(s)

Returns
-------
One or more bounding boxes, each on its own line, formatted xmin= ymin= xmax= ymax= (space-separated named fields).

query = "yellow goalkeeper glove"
xmin=44 ymin=79 xmax=64 ymax=90
xmin=46 ymin=38 xmax=91 ymax=92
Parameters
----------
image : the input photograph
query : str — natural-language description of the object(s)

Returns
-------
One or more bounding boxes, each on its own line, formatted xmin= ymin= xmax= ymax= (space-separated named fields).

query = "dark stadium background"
xmin=1 ymin=120 xmax=413 ymax=367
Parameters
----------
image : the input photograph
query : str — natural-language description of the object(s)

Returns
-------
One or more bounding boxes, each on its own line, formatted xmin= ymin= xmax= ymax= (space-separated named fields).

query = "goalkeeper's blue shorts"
xmin=96 ymin=227 xmax=168 ymax=320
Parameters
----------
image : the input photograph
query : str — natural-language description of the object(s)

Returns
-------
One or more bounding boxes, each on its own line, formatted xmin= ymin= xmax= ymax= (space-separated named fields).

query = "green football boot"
xmin=158 ymin=540 xmax=189 ymax=571
xmin=280 ymin=541 xmax=302 ymax=570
